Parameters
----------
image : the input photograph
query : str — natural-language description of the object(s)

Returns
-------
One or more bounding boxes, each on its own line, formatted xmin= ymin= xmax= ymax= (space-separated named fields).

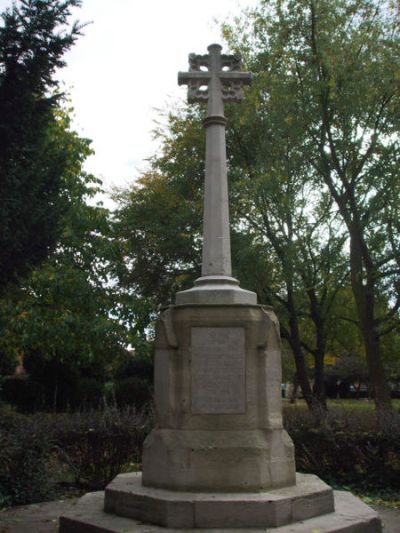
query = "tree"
xmin=0 ymin=106 xmax=127 ymax=409
xmin=224 ymin=89 xmax=349 ymax=418
xmin=326 ymin=354 xmax=369 ymax=398
xmin=224 ymin=0 xmax=400 ymax=417
xmin=111 ymin=108 xmax=204 ymax=317
xmin=0 ymin=0 xmax=83 ymax=292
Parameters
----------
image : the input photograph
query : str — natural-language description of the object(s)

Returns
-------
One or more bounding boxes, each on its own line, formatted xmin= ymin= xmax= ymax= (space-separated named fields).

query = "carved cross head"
xmin=178 ymin=44 xmax=253 ymax=106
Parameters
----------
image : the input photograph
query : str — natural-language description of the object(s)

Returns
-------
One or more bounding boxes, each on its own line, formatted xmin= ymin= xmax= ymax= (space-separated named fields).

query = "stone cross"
xmin=178 ymin=44 xmax=252 ymax=284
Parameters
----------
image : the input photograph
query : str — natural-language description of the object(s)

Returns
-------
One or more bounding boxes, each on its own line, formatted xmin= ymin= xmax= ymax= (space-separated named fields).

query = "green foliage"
xmin=76 ymin=377 xmax=105 ymax=410
xmin=0 ymin=1 xmax=127 ymax=409
xmin=5 ymin=123 xmax=125 ymax=367
xmin=0 ymin=102 xmax=129 ymax=405
xmin=326 ymin=354 xmax=369 ymax=389
xmin=289 ymin=426 xmax=400 ymax=491
xmin=284 ymin=400 xmax=400 ymax=490
xmin=2 ymin=401 xmax=399 ymax=505
xmin=0 ymin=0 xmax=84 ymax=291
xmin=1 ymin=375 xmax=44 ymax=412
xmin=114 ymin=352 xmax=154 ymax=383
xmin=112 ymin=107 xmax=204 ymax=312
xmin=0 ymin=405 xmax=151 ymax=503
xmin=52 ymin=407 xmax=151 ymax=489
xmin=0 ymin=407 xmax=54 ymax=506
xmin=114 ymin=376 xmax=153 ymax=411
xmin=223 ymin=0 xmax=400 ymax=412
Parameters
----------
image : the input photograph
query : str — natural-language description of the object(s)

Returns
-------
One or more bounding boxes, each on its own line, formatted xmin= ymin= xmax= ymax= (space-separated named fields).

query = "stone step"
xmin=267 ymin=491 xmax=381 ymax=532
xmin=59 ymin=489 xmax=382 ymax=533
xmin=104 ymin=472 xmax=334 ymax=528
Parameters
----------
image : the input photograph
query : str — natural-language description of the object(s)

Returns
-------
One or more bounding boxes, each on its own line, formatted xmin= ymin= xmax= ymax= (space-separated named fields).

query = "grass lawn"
xmin=283 ymin=398 xmax=400 ymax=411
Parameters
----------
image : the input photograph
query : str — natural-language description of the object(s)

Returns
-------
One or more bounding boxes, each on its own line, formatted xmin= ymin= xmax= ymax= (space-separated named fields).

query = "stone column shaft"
xmin=202 ymin=115 xmax=231 ymax=277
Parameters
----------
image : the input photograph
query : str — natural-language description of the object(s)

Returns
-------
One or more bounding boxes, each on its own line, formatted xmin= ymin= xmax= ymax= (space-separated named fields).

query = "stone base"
xmin=59 ymin=485 xmax=382 ymax=532
xmin=147 ymin=304 xmax=296 ymax=492
xmin=142 ymin=429 xmax=295 ymax=492
xmin=105 ymin=472 xmax=333 ymax=528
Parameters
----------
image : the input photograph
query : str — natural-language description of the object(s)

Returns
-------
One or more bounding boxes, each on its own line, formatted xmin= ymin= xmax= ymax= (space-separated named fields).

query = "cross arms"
xmin=178 ymin=48 xmax=253 ymax=104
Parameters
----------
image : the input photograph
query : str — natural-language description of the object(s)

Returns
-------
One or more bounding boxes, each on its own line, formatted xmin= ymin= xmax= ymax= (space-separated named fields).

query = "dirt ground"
xmin=0 ymin=498 xmax=398 ymax=532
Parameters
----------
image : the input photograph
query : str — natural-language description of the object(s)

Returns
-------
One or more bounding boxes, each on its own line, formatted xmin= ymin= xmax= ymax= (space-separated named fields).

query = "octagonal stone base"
xmin=59 ymin=480 xmax=382 ymax=532
xmin=104 ymin=472 xmax=333 ymax=529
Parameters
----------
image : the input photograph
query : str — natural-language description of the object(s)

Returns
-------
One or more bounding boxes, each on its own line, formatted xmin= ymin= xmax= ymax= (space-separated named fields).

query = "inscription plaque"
xmin=191 ymin=327 xmax=246 ymax=414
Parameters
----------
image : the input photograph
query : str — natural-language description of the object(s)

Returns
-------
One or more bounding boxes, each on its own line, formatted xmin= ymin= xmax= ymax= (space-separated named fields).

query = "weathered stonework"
xmin=104 ymin=472 xmax=334 ymax=529
xmin=141 ymin=304 xmax=296 ymax=492
xmin=60 ymin=488 xmax=382 ymax=532
xmin=190 ymin=326 xmax=246 ymax=414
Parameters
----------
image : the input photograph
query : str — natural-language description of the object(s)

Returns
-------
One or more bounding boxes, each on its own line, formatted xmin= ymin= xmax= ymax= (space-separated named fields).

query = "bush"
xmin=0 ymin=407 xmax=54 ymax=506
xmin=53 ymin=406 xmax=151 ymax=489
xmin=2 ymin=399 xmax=398 ymax=505
xmin=24 ymin=354 xmax=83 ymax=411
xmin=114 ymin=377 xmax=152 ymax=410
xmin=283 ymin=405 xmax=400 ymax=491
xmin=1 ymin=376 xmax=44 ymax=412
xmin=0 ymin=404 xmax=153 ymax=505
xmin=290 ymin=427 xmax=400 ymax=491
xmin=115 ymin=353 xmax=154 ymax=383
xmin=75 ymin=377 xmax=105 ymax=410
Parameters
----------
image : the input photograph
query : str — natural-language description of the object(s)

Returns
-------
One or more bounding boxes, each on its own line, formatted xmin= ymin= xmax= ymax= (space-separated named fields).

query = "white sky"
xmin=0 ymin=0 xmax=258 ymax=204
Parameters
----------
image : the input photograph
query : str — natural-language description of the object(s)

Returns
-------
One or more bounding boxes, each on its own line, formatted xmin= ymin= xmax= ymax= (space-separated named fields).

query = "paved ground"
xmin=0 ymin=499 xmax=76 ymax=533
xmin=371 ymin=505 xmax=400 ymax=532
xmin=0 ymin=498 xmax=398 ymax=532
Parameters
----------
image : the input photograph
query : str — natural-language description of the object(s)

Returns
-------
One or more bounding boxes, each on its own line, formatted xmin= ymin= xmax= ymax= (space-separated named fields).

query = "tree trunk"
xmin=285 ymin=290 xmax=327 ymax=424
xmin=289 ymin=373 xmax=299 ymax=404
xmin=308 ymin=289 xmax=328 ymax=410
xmin=363 ymin=323 xmax=392 ymax=416
xmin=313 ymin=351 xmax=327 ymax=409
xmin=305 ymin=286 xmax=328 ymax=417
xmin=350 ymin=234 xmax=393 ymax=420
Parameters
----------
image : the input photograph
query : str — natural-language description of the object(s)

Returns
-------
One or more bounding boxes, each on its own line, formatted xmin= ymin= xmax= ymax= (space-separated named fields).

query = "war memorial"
xmin=60 ymin=44 xmax=381 ymax=533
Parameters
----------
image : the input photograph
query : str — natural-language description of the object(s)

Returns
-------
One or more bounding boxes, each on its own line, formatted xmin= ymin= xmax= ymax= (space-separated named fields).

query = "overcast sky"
xmin=0 ymin=0 xmax=258 ymax=203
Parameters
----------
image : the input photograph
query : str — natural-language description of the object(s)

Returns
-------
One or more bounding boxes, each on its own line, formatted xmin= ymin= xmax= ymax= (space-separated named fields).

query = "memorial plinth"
xmin=60 ymin=44 xmax=381 ymax=532
xmin=141 ymin=304 xmax=296 ymax=493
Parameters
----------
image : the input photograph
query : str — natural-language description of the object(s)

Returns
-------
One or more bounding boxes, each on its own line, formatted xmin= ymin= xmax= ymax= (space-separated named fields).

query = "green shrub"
xmin=1 ymin=366 xmax=106 ymax=413
xmin=1 ymin=376 xmax=44 ymax=412
xmin=0 ymin=408 xmax=54 ymax=506
xmin=283 ymin=405 xmax=400 ymax=491
xmin=2 ymin=399 xmax=398 ymax=505
xmin=75 ymin=377 xmax=105 ymax=409
xmin=290 ymin=427 xmax=400 ymax=490
xmin=115 ymin=353 xmax=154 ymax=382
xmin=114 ymin=377 xmax=152 ymax=410
xmin=53 ymin=406 xmax=151 ymax=489
xmin=24 ymin=355 xmax=81 ymax=411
